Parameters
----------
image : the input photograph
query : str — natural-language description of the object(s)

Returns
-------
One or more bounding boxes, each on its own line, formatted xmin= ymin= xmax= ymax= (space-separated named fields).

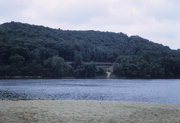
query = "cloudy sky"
xmin=0 ymin=0 xmax=180 ymax=49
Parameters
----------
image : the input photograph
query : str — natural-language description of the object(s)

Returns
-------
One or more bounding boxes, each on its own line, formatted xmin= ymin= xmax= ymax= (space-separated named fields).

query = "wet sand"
xmin=0 ymin=100 xmax=180 ymax=123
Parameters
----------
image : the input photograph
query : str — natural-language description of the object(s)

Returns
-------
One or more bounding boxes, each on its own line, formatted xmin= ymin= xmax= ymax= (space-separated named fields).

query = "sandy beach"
xmin=0 ymin=100 xmax=180 ymax=123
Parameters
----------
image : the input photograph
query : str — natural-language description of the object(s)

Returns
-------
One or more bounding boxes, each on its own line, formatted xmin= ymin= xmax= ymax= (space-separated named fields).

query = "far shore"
xmin=1 ymin=76 xmax=180 ymax=79
xmin=0 ymin=100 xmax=180 ymax=123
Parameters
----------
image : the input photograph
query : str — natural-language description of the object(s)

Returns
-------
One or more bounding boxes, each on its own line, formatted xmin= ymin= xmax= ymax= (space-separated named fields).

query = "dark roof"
xmin=66 ymin=62 xmax=113 ymax=65
xmin=83 ymin=62 xmax=113 ymax=65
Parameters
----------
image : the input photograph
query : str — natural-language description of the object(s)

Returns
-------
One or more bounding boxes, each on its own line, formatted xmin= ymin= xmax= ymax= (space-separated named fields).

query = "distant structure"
xmin=67 ymin=62 xmax=113 ymax=72
xmin=83 ymin=62 xmax=113 ymax=72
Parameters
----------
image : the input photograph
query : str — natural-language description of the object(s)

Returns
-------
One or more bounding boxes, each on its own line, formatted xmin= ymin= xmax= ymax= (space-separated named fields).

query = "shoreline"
xmin=1 ymin=76 xmax=180 ymax=79
xmin=0 ymin=100 xmax=180 ymax=123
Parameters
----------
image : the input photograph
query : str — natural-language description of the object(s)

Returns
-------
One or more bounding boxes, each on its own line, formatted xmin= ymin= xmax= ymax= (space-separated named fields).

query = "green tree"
xmin=44 ymin=56 xmax=69 ymax=77
xmin=73 ymin=52 xmax=82 ymax=66
xmin=9 ymin=54 xmax=25 ymax=66
xmin=74 ymin=64 xmax=97 ymax=78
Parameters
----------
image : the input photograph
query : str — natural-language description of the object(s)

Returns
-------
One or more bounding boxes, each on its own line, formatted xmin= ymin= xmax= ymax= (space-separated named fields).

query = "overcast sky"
xmin=0 ymin=0 xmax=180 ymax=49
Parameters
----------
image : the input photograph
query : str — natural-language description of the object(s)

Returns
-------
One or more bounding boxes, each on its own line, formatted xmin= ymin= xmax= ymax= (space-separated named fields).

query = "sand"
xmin=0 ymin=100 xmax=180 ymax=123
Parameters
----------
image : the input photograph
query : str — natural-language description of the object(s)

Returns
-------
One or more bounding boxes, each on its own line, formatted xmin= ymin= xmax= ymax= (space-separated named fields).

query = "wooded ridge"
xmin=0 ymin=21 xmax=180 ymax=78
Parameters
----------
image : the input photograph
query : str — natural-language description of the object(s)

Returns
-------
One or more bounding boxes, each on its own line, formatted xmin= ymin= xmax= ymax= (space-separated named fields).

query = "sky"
xmin=0 ymin=0 xmax=180 ymax=49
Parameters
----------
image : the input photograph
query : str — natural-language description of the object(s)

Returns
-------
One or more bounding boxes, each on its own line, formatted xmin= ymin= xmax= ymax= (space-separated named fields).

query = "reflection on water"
xmin=0 ymin=79 xmax=180 ymax=104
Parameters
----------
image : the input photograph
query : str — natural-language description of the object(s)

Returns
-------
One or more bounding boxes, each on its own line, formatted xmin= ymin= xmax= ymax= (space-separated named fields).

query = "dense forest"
xmin=0 ymin=21 xmax=180 ymax=78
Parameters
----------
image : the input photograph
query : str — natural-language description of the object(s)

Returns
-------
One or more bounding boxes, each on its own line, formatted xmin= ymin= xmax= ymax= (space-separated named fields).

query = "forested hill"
xmin=0 ymin=22 xmax=180 ymax=62
xmin=0 ymin=22 xmax=180 ymax=78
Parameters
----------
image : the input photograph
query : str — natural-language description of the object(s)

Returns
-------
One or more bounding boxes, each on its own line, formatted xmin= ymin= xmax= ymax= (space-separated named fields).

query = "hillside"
xmin=0 ymin=22 xmax=180 ymax=78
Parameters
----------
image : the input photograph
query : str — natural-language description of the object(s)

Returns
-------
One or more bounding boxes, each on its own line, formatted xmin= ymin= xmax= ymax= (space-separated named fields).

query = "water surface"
xmin=0 ymin=79 xmax=180 ymax=104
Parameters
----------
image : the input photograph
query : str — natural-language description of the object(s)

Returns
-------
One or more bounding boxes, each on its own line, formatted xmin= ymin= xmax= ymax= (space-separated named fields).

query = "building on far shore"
xmin=67 ymin=62 xmax=113 ymax=72
xmin=83 ymin=62 xmax=113 ymax=72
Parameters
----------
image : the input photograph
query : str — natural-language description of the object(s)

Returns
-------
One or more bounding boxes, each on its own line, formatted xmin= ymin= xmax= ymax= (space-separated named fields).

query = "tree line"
xmin=113 ymin=53 xmax=180 ymax=78
xmin=0 ymin=22 xmax=180 ymax=78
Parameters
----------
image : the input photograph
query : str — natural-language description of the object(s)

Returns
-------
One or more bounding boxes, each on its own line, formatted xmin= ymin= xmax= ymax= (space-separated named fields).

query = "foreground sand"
xmin=0 ymin=100 xmax=180 ymax=123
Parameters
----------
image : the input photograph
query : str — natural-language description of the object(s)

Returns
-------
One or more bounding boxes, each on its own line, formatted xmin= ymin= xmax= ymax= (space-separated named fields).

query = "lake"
xmin=0 ymin=79 xmax=180 ymax=104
